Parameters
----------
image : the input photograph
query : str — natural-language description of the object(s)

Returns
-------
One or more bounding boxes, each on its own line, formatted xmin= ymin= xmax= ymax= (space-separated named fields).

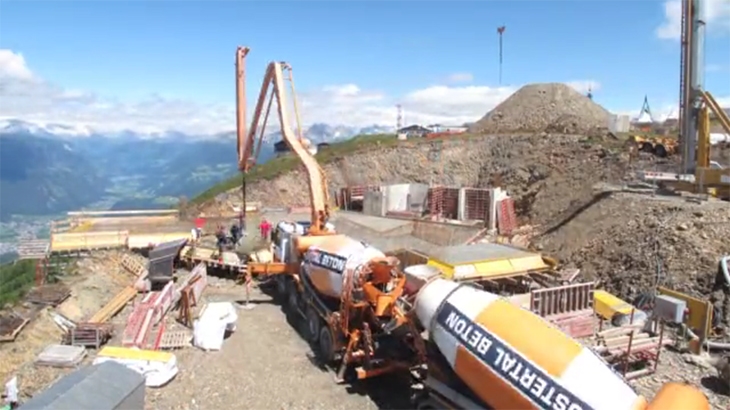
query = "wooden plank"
xmin=88 ymin=286 xmax=137 ymax=323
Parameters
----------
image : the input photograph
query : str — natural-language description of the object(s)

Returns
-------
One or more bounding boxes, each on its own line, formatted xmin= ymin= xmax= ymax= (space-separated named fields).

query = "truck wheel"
xmin=306 ymin=306 xmax=321 ymax=343
xmin=415 ymin=397 xmax=440 ymax=410
xmin=318 ymin=326 xmax=335 ymax=364
xmin=286 ymin=281 xmax=300 ymax=315
xmin=276 ymin=276 xmax=287 ymax=296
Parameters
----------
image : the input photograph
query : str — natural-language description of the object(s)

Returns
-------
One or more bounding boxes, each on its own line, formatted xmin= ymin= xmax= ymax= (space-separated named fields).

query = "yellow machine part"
xmin=593 ymin=290 xmax=635 ymax=320
xmin=98 ymin=346 xmax=174 ymax=362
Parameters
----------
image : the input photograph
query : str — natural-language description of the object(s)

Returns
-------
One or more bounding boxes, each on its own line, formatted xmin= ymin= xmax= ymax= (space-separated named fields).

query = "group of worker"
xmin=190 ymin=218 xmax=272 ymax=255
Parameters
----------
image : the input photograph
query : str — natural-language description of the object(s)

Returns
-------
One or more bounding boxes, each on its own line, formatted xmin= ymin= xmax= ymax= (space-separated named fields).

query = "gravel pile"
xmin=469 ymin=83 xmax=611 ymax=134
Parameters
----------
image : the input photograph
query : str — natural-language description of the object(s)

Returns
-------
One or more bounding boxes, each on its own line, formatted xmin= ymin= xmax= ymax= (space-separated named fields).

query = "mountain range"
xmin=0 ymin=119 xmax=392 ymax=220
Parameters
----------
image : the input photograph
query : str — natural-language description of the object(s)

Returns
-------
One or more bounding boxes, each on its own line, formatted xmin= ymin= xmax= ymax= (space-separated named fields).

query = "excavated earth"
xmin=470 ymin=83 xmax=611 ymax=135
xmin=202 ymin=133 xmax=730 ymax=303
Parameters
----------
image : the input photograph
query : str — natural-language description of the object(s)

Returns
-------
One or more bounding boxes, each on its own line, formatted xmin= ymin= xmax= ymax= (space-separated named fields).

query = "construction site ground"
xmin=1 ymin=209 xmax=729 ymax=409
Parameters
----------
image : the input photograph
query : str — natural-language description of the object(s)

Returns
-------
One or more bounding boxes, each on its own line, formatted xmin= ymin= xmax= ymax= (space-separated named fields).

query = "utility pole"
xmin=497 ymin=25 xmax=506 ymax=85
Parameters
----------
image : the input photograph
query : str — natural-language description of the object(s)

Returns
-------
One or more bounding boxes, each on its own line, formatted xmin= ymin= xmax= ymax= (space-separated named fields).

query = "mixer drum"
xmin=301 ymin=235 xmax=385 ymax=299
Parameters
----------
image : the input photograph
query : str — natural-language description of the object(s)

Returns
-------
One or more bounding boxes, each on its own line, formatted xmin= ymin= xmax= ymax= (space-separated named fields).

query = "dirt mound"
xmin=470 ymin=83 xmax=611 ymax=134
xmin=536 ymin=193 xmax=730 ymax=300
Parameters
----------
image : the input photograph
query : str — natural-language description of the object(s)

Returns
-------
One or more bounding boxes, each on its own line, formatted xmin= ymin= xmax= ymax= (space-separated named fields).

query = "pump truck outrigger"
xmin=235 ymin=46 xmax=420 ymax=383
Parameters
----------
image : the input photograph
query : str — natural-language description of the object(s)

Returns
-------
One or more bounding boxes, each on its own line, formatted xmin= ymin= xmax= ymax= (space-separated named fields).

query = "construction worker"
xmin=259 ymin=218 xmax=272 ymax=241
xmin=230 ymin=223 xmax=241 ymax=246
xmin=215 ymin=225 xmax=226 ymax=256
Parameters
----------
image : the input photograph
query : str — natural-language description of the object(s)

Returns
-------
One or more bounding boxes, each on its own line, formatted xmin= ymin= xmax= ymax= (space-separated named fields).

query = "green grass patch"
xmin=0 ymin=259 xmax=36 ymax=306
xmin=192 ymin=133 xmax=401 ymax=204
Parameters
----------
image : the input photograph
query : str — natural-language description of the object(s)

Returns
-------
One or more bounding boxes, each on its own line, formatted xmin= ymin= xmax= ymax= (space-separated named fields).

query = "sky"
xmin=0 ymin=0 xmax=729 ymax=135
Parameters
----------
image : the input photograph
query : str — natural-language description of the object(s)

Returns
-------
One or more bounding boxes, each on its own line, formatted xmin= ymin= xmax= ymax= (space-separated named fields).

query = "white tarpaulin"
xmin=193 ymin=302 xmax=238 ymax=351
xmin=92 ymin=350 xmax=178 ymax=388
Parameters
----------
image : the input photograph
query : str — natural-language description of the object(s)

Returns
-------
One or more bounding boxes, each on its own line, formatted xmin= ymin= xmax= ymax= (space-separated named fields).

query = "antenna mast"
xmin=497 ymin=25 xmax=506 ymax=85
xmin=396 ymin=104 xmax=403 ymax=130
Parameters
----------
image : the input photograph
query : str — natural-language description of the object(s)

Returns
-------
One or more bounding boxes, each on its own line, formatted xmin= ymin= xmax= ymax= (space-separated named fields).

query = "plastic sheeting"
xmin=193 ymin=302 xmax=238 ymax=351
xmin=92 ymin=348 xmax=179 ymax=388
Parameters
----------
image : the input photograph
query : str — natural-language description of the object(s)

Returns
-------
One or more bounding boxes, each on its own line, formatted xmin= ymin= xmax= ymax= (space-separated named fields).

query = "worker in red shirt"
xmin=259 ymin=218 xmax=272 ymax=241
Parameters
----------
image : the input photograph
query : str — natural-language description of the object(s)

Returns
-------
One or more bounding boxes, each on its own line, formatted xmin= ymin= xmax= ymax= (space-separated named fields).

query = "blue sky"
xmin=0 ymin=0 xmax=729 ymax=134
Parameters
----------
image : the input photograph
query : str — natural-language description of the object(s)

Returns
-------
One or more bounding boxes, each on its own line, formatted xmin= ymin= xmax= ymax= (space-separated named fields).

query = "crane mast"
xmin=678 ymin=0 xmax=706 ymax=174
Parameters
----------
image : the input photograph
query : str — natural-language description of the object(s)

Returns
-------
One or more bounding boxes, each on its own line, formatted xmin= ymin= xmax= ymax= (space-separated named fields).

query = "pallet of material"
xmin=88 ymin=286 xmax=138 ymax=323
xmin=0 ymin=312 xmax=30 ymax=342
xmin=158 ymin=330 xmax=191 ymax=350
xmin=25 ymin=283 xmax=72 ymax=306
xmin=63 ymin=323 xmax=113 ymax=348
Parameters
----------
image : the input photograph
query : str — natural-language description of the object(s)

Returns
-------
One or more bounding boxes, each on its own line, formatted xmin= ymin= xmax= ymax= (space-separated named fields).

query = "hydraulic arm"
xmin=235 ymin=47 xmax=332 ymax=234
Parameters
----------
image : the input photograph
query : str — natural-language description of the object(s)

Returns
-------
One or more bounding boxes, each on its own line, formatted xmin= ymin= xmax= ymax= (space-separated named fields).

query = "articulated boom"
xmin=235 ymin=48 xmax=332 ymax=233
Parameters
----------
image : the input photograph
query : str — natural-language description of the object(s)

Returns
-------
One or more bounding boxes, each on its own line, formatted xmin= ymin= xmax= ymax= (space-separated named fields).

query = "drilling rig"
xmin=639 ymin=0 xmax=730 ymax=198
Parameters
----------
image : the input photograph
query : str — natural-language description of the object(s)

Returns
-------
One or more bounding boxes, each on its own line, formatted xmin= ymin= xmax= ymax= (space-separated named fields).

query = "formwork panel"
xmin=463 ymin=188 xmax=490 ymax=222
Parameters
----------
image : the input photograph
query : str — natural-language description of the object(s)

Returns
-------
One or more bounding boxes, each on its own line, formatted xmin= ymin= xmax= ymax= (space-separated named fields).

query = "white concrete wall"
xmin=488 ymin=188 xmax=510 ymax=231
xmin=408 ymin=184 xmax=429 ymax=212
xmin=608 ymin=114 xmax=631 ymax=133
xmin=382 ymin=183 xmax=429 ymax=213
xmin=385 ymin=184 xmax=410 ymax=212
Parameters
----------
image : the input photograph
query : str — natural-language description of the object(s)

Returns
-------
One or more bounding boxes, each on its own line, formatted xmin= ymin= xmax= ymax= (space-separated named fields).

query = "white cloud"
xmin=656 ymin=0 xmax=730 ymax=40
xmin=445 ymin=72 xmax=474 ymax=84
xmin=0 ymin=48 xmax=603 ymax=135
xmin=564 ymin=80 xmax=601 ymax=94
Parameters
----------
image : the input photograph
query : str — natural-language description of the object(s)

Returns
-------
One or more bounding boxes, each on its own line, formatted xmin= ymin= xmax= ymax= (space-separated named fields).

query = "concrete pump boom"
xmin=235 ymin=47 xmax=332 ymax=234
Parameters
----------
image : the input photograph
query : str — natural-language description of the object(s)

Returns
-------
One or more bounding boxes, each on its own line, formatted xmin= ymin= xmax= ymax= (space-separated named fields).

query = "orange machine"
xmin=235 ymin=47 xmax=417 ymax=382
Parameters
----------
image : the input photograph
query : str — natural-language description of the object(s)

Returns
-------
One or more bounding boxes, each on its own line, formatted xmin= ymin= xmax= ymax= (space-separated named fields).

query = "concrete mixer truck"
xmin=234 ymin=47 xmax=419 ymax=382
xmin=409 ymin=278 xmax=710 ymax=410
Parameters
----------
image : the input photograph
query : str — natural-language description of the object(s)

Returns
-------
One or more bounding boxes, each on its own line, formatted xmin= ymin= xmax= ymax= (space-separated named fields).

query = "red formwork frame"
xmin=497 ymin=197 xmax=518 ymax=235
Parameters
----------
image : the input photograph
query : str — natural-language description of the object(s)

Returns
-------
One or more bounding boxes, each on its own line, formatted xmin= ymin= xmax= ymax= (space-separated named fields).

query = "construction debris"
xmin=0 ymin=312 xmax=29 ymax=343
xmin=34 ymin=344 xmax=87 ymax=368
xmin=25 ymin=283 xmax=72 ymax=306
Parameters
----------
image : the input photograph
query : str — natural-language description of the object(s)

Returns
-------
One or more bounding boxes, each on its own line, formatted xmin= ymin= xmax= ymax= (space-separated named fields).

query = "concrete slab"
xmin=333 ymin=212 xmax=413 ymax=233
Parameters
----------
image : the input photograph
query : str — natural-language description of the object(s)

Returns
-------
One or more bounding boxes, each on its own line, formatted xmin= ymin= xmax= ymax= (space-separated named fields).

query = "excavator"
xmin=233 ymin=46 xmax=710 ymax=409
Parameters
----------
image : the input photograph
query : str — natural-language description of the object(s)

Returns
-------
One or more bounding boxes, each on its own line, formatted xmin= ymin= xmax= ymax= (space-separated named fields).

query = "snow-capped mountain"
xmin=0 ymin=119 xmax=394 ymax=143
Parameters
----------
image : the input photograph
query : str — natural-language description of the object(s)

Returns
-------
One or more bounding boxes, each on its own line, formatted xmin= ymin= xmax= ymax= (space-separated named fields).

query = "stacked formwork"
xmin=426 ymin=186 xmax=459 ymax=220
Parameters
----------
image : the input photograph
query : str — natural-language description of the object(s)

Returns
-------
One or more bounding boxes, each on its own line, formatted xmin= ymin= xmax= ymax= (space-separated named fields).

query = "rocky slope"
xmin=204 ymin=133 xmax=631 ymax=226
xmin=200 ymin=132 xmax=730 ymax=303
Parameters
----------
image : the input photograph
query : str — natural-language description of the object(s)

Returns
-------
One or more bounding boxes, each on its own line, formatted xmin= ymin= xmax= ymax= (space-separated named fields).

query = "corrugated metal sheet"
xmin=19 ymin=361 xmax=145 ymax=410
xmin=148 ymin=238 xmax=188 ymax=280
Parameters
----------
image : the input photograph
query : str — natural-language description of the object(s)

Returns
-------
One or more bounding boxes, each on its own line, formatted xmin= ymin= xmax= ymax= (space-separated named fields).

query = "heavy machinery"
xmin=629 ymin=135 xmax=677 ymax=158
xmin=235 ymin=47 xmax=417 ymax=382
xmin=408 ymin=278 xmax=710 ymax=410
xmin=638 ymin=0 xmax=730 ymax=199
xmin=234 ymin=46 xmax=710 ymax=408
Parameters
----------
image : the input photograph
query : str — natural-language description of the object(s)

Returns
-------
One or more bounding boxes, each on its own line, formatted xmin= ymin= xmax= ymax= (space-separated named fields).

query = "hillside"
xmin=0 ymin=134 xmax=107 ymax=220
